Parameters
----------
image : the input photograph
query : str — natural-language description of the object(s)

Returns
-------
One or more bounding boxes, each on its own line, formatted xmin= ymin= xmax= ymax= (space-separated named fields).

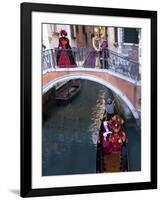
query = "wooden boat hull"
xmin=56 ymin=79 xmax=81 ymax=104
xmin=103 ymin=152 xmax=121 ymax=172
xmin=96 ymin=142 xmax=128 ymax=173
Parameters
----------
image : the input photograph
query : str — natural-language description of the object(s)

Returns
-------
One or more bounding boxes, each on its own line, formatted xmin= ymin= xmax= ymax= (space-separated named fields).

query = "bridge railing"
xmin=42 ymin=49 xmax=55 ymax=70
xmin=42 ymin=48 xmax=140 ymax=81
xmin=108 ymin=49 xmax=140 ymax=81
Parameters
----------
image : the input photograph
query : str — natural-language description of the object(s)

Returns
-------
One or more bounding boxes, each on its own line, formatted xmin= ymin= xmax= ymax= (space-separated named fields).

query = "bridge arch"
xmin=43 ymin=73 xmax=139 ymax=120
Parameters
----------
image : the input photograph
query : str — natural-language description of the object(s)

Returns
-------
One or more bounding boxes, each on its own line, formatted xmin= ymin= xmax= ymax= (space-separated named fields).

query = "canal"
xmin=42 ymin=80 xmax=141 ymax=176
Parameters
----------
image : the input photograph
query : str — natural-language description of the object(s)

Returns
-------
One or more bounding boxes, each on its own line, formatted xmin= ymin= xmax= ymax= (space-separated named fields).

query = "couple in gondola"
xmin=101 ymin=114 xmax=128 ymax=154
xmin=100 ymin=98 xmax=128 ymax=154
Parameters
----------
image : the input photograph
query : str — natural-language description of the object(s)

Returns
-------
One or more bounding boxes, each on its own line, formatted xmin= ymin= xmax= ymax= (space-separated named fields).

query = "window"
xmin=123 ymin=28 xmax=139 ymax=44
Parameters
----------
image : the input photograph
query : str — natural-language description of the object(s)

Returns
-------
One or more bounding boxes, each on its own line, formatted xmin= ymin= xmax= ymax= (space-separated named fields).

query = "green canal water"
xmin=42 ymin=80 xmax=141 ymax=176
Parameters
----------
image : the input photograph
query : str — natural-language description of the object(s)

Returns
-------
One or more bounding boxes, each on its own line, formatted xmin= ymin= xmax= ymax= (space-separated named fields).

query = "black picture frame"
xmin=21 ymin=2 xmax=157 ymax=197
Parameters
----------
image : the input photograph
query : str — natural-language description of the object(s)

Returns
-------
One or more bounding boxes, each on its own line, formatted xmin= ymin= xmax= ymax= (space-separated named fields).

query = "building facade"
xmin=107 ymin=27 xmax=141 ymax=61
xmin=42 ymin=24 xmax=77 ymax=50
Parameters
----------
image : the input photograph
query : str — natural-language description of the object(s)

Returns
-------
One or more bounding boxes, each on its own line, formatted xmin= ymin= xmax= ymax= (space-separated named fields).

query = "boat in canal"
xmin=96 ymin=114 xmax=128 ymax=173
xmin=55 ymin=79 xmax=81 ymax=104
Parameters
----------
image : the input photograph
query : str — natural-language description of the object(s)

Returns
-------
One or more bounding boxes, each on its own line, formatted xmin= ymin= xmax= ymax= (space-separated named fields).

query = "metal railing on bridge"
xmin=42 ymin=48 xmax=140 ymax=81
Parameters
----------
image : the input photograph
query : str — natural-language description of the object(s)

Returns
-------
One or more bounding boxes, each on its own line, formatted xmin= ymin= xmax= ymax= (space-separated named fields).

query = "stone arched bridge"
xmin=43 ymin=70 xmax=141 ymax=120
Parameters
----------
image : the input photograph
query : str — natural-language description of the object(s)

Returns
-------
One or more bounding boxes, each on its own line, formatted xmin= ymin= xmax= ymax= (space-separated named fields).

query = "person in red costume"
xmin=108 ymin=115 xmax=128 ymax=152
xmin=56 ymin=30 xmax=77 ymax=68
xmin=98 ymin=117 xmax=113 ymax=154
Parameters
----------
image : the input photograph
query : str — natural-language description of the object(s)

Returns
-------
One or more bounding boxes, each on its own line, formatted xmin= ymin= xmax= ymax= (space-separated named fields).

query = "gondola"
xmin=96 ymin=114 xmax=128 ymax=173
xmin=55 ymin=79 xmax=81 ymax=104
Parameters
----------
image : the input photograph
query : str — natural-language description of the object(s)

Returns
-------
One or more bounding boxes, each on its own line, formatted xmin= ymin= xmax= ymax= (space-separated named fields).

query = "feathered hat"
xmin=60 ymin=29 xmax=67 ymax=36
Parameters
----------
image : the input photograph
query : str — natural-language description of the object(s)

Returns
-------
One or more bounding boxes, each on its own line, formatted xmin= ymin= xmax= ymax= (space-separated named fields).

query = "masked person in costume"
xmin=57 ymin=30 xmax=77 ymax=68
xmin=99 ymin=40 xmax=109 ymax=69
xmin=108 ymin=115 xmax=128 ymax=152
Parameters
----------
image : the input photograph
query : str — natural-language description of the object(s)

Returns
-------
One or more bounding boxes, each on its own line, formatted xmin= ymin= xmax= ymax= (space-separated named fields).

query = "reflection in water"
xmin=89 ymin=90 xmax=106 ymax=145
xmin=42 ymin=80 xmax=141 ymax=176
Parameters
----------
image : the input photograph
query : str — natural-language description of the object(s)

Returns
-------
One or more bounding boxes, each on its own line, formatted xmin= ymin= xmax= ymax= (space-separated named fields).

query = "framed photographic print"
xmin=21 ymin=2 xmax=157 ymax=197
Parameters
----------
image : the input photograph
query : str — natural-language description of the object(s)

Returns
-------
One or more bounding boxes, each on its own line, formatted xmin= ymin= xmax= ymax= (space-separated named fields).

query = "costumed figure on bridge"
xmin=83 ymin=26 xmax=108 ymax=68
xmin=99 ymin=39 xmax=109 ymax=69
xmin=56 ymin=30 xmax=77 ymax=68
